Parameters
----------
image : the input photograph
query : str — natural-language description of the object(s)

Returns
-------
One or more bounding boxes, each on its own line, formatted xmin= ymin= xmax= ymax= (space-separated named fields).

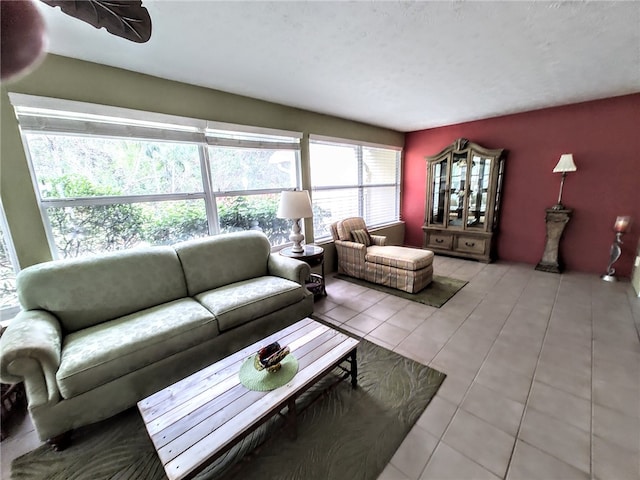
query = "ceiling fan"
xmin=40 ymin=0 xmax=152 ymax=43
xmin=1 ymin=0 xmax=151 ymax=82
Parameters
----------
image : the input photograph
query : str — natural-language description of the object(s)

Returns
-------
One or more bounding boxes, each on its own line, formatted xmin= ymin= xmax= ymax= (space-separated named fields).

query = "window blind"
xmin=309 ymin=136 xmax=402 ymax=240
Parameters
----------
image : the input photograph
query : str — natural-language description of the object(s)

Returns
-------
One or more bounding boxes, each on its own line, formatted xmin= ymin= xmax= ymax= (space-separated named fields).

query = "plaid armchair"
xmin=330 ymin=217 xmax=434 ymax=293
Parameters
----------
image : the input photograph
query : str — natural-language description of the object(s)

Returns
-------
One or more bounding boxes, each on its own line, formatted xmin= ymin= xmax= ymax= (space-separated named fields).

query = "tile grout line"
xmin=501 ymin=273 xmax=598 ymax=479
xmin=363 ymin=258 xmax=482 ymax=479
xmin=414 ymin=264 xmax=525 ymax=480
xmin=326 ymin=263 xmax=589 ymax=479
xmin=498 ymin=272 xmax=560 ymax=480
xmin=324 ymin=277 xmax=441 ymax=349
xmin=626 ymin=282 xmax=640 ymax=343
xmin=326 ymin=263 xmax=569 ymax=480
xmin=385 ymin=258 xmax=496 ymax=480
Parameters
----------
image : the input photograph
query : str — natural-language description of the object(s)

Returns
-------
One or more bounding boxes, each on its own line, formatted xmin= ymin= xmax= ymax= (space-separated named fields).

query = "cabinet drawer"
xmin=455 ymin=236 xmax=487 ymax=254
xmin=426 ymin=232 xmax=453 ymax=250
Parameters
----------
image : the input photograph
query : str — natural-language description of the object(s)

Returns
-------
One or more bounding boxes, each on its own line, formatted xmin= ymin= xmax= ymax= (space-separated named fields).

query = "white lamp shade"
xmin=553 ymin=154 xmax=577 ymax=173
xmin=277 ymin=190 xmax=313 ymax=219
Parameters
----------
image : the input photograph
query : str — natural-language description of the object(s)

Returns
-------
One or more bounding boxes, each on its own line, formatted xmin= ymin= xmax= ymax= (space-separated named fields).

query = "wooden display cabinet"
xmin=423 ymin=138 xmax=507 ymax=263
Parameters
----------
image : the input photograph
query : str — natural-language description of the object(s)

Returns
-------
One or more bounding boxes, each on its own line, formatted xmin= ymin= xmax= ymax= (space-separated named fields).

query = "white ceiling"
xmin=34 ymin=0 xmax=640 ymax=132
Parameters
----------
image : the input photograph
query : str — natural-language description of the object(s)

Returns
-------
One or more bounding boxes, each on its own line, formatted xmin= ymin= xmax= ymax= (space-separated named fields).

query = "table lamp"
xmin=277 ymin=190 xmax=313 ymax=253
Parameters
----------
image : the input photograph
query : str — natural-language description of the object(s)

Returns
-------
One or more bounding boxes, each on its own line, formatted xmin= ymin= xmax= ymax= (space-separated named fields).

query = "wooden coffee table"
xmin=137 ymin=317 xmax=359 ymax=480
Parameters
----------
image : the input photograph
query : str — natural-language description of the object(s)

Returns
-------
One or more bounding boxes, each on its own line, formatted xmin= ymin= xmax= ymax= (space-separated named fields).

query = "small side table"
xmin=535 ymin=208 xmax=572 ymax=273
xmin=280 ymin=245 xmax=326 ymax=298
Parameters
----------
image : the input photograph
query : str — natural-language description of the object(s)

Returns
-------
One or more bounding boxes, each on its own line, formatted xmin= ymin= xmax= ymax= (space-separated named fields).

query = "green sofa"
xmin=0 ymin=231 xmax=313 ymax=447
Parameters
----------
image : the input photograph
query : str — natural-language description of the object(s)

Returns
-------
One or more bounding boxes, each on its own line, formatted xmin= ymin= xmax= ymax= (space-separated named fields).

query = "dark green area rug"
xmin=12 ymin=340 xmax=445 ymax=480
xmin=334 ymin=274 xmax=467 ymax=308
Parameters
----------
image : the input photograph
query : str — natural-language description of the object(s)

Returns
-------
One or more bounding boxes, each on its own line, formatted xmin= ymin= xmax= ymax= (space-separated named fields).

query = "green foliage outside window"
xmin=44 ymin=175 xmax=330 ymax=258
xmin=24 ymin=134 xmax=332 ymax=259
xmin=47 ymin=175 xmax=146 ymax=258
xmin=218 ymin=196 xmax=289 ymax=243
xmin=143 ymin=202 xmax=209 ymax=245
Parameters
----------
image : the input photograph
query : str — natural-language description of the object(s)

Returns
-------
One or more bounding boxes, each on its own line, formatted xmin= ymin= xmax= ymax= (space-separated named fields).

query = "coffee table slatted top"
xmin=137 ymin=317 xmax=359 ymax=480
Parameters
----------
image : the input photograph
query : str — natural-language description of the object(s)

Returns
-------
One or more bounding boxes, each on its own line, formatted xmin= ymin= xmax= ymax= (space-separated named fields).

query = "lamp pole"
xmin=553 ymin=171 xmax=568 ymax=210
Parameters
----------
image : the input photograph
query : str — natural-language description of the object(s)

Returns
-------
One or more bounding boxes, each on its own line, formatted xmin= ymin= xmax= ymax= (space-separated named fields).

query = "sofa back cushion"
xmin=174 ymin=231 xmax=271 ymax=296
xmin=17 ymin=247 xmax=188 ymax=333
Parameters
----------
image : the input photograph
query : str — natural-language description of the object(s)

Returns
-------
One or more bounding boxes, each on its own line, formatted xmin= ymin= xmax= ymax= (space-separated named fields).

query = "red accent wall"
xmin=403 ymin=93 xmax=640 ymax=278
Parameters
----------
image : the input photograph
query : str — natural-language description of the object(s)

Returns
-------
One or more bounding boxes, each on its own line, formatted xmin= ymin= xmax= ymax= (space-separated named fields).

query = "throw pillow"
xmin=351 ymin=228 xmax=372 ymax=246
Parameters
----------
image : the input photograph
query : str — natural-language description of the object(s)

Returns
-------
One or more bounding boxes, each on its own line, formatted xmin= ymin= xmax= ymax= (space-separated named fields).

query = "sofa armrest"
xmin=335 ymin=240 xmax=367 ymax=262
xmin=334 ymin=240 xmax=368 ymax=278
xmin=268 ymin=254 xmax=311 ymax=286
xmin=370 ymin=235 xmax=387 ymax=246
xmin=0 ymin=310 xmax=62 ymax=406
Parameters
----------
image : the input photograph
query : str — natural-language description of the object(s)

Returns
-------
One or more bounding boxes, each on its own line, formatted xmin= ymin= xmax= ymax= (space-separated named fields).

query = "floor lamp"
xmin=602 ymin=216 xmax=631 ymax=282
xmin=536 ymin=154 xmax=577 ymax=273
xmin=551 ymin=154 xmax=577 ymax=210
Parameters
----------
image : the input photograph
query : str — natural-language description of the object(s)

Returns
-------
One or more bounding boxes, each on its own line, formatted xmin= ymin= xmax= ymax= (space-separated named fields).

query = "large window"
xmin=12 ymin=95 xmax=301 ymax=259
xmin=0 ymin=202 xmax=20 ymax=321
xmin=206 ymin=137 xmax=300 ymax=245
xmin=309 ymin=135 xmax=401 ymax=240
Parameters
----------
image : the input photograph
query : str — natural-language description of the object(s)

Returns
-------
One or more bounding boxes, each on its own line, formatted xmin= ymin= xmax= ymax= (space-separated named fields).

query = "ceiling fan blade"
xmin=40 ymin=0 xmax=152 ymax=43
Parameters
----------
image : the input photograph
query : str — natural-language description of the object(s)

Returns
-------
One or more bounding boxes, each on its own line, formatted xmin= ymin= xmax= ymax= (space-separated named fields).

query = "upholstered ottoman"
xmin=365 ymin=246 xmax=435 ymax=293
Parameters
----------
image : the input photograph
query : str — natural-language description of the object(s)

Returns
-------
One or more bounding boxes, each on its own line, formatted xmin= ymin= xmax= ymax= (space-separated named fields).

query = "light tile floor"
xmin=313 ymin=256 xmax=640 ymax=480
xmin=1 ymin=257 xmax=639 ymax=480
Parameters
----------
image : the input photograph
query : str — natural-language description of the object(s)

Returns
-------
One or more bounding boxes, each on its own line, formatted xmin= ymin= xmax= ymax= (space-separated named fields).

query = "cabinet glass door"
xmin=449 ymin=153 xmax=467 ymax=227
xmin=429 ymin=159 xmax=448 ymax=225
xmin=466 ymin=155 xmax=491 ymax=229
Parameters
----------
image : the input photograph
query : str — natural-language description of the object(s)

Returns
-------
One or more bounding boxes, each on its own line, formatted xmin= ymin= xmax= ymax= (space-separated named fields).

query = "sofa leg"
xmin=47 ymin=431 xmax=72 ymax=451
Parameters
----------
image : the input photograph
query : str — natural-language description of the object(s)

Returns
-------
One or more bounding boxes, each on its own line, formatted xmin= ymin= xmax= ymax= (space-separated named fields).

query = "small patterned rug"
xmin=334 ymin=274 xmax=467 ymax=308
xmin=12 ymin=340 xmax=445 ymax=480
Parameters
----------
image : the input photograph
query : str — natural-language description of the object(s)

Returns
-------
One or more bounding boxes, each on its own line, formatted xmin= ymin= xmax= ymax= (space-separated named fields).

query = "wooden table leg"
xmin=286 ymin=397 xmax=297 ymax=440
xmin=47 ymin=431 xmax=72 ymax=451
xmin=349 ymin=349 xmax=358 ymax=388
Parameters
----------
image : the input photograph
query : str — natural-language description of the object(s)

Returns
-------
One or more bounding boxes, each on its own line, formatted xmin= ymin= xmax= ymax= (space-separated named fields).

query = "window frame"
xmin=11 ymin=94 xmax=303 ymax=259
xmin=309 ymin=134 xmax=402 ymax=241
xmin=0 ymin=200 xmax=20 ymax=321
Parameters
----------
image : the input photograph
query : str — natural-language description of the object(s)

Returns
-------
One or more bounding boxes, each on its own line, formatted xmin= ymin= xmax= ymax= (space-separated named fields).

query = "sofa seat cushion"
xmin=366 ymin=246 xmax=434 ymax=271
xmin=56 ymin=298 xmax=217 ymax=399
xmin=195 ymin=276 xmax=305 ymax=332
